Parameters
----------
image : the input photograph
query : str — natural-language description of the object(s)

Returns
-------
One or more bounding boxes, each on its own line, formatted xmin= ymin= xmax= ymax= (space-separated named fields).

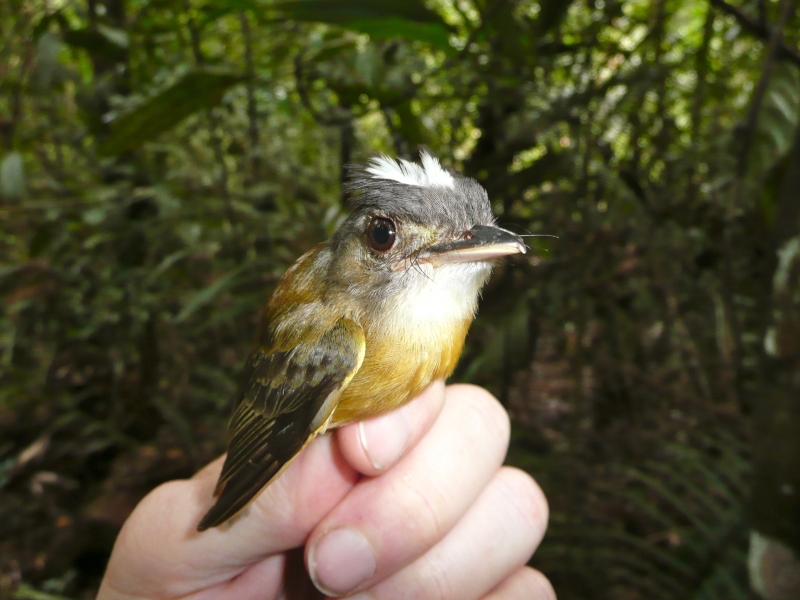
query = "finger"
xmin=481 ymin=567 xmax=556 ymax=600
xmin=306 ymin=384 xmax=511 ymax=597
xmin=99 ymin=433 xmax=357 ymax=600
xmin=336 ymin=380 xmax=446 ymax=476
xmin=355 ymin=467 xmax=549 ymax=600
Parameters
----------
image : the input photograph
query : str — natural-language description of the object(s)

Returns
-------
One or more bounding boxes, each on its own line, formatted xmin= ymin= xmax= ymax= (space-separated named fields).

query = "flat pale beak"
xmin=422 ymin=224 xmax=527 ymax=265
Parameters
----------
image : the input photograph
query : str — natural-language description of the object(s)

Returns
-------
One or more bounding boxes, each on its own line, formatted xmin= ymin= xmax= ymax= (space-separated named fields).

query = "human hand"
xmin=97 ymin=382 xmax=553 ymax=599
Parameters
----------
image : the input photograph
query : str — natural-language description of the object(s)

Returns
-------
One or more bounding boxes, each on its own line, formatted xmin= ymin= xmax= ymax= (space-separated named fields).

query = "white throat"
xmin=385 ymin=261 xmax=491 ymax=330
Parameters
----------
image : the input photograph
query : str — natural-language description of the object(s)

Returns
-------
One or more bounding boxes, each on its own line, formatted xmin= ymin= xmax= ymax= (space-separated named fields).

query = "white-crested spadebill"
xmin=198 ymin=150 xmax=526 ymax=531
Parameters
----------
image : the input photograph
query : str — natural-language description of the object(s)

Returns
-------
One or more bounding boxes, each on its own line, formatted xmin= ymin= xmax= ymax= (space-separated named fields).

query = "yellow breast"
xmin=331 ymin=261 xmax=484 ymax=425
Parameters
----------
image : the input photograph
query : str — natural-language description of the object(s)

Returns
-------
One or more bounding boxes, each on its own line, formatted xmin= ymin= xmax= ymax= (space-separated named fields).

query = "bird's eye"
xmin=366 ymin=217 xmax=396 ymax=253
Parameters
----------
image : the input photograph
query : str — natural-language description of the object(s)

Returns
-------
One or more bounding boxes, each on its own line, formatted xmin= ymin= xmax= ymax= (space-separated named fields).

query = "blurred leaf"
xmin=98 ymin=68 xmax=244 ymax=156
xmin=144 ymin=248 xmax=194 ymax=286
xmin=271 ymin=0 xmax=449 ymax=25
xmin=62 ymin=25 xmax=129 ymax=60
xmin=345 ymin=17 xmax=450 ymax=49
xmin=277 ymin=0 xmax=453 ymax=49
xmin=461 ymin=297 xmax=530 ymax=382
xmin=748 ymin=63 xmax=800 ymax=183
xmin=30 ymin=32 xmax=62 ymax=91
xmin=0 ymin=152 xmax=26 ymax=200
xmin=175 ymin=264 xmax=249 ymax=323
xmin=203 ymin=0 xmax=451 ymax=47
xmin=12 ymin=583 xmax=74 ymax=600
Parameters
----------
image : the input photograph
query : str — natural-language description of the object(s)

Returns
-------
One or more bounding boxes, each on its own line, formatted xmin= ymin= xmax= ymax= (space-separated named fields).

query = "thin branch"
xmin=758 ymin=0 xmax=768 ymax=29
xmin=3 ymin=44 xmax=33 ymax=151
xmin=239 ymin=11 xmax=261 ymax=182
xmin=339 ymin=119 xmax=354 ymax=205
xmin=182 ymin=0 xmax=205 ymax=64
xmin=691 ymin=7 xmax=715 ymax=149
xmin=382 ymin=107 xmax=410 ymax=158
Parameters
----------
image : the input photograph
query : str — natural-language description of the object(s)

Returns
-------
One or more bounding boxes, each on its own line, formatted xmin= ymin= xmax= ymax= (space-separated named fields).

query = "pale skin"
xmin=97 ymin=383 xmax=555 ymax=600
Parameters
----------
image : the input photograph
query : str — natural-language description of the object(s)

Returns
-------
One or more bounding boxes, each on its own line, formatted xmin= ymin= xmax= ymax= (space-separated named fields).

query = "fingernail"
xmin=308 ymin=528 xmax=377 ymax=596
xmin=358 ymin=405 xmax=412 ymax=470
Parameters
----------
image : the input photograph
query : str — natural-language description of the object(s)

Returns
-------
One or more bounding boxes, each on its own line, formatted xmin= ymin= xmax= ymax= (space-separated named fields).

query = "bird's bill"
xmin=423 ymin=225 xmax=527 ymax=265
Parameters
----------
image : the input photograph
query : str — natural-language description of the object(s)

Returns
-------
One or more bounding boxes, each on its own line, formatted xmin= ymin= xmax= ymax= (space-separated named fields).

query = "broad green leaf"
xmin=348 ymin=17 xmax=450 ymax=50
xmin=201 ymin=0 xmax=452 ymax=48
xmin=98 ymin=68 xmax=244 ymax=156
xmin=269 ymin=0 xmax=447 ymax=25
xmin=270 ymin=0 xmax=451 ymax=50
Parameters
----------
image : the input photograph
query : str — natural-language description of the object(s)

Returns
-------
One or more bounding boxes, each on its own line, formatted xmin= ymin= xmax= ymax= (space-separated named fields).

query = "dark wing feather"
xmin=197 ymin=318 xmax=365 ymax=531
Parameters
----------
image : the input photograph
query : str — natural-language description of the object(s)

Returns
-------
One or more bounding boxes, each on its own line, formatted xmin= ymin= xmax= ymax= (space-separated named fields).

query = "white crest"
xmin=365 ymin=150 xmax=455 ymax=189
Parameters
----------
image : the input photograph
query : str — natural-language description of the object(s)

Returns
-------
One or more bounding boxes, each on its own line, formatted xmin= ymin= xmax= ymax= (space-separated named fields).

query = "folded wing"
xmin=197 ymin=317 xmax=365 ymax=530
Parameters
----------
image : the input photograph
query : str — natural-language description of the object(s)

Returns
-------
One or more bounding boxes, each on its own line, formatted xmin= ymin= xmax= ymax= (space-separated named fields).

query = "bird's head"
xmin=326 ymin=150 xmax=526 ymax=305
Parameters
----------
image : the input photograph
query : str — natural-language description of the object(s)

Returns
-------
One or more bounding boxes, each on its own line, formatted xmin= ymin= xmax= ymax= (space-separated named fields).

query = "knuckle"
xmin=415 ymin=555 xmax=453 ymax=600
xmin=524 ymin=568 xmax=558 ymax=600
xmin=454 ymin=384 xmax=511 ymax=448
xmin=495 ymin=467 xmax=549 ymax=536
xmin=394 ymin=472 xmax=448 ymax=542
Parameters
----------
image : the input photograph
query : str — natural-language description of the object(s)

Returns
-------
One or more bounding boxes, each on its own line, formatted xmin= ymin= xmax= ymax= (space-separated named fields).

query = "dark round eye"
xmin=366 ymin=217 xmax=396 ymax=252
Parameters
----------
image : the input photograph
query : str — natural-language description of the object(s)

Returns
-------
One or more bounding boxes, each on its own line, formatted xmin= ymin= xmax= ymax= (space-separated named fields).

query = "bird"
xmin=197 ymin=150 xmax=526 ymax=531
